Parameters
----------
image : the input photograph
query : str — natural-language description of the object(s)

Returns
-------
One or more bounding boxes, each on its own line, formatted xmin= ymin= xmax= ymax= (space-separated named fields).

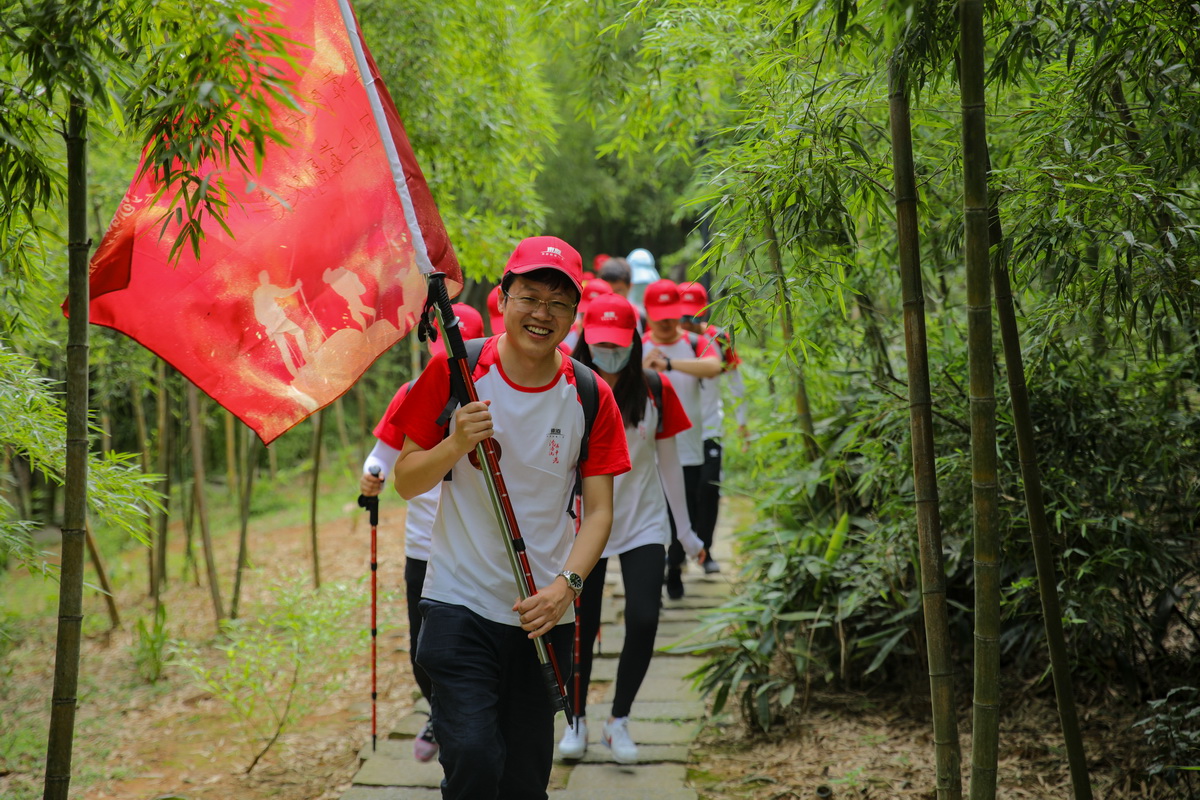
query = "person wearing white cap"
xmin=625 ymin=248 xmax=660 ymax=307
xmin=385 ymin=236 xmax=632 ymax=800
xmin=559 ymin=293 xmax=705 ymax=765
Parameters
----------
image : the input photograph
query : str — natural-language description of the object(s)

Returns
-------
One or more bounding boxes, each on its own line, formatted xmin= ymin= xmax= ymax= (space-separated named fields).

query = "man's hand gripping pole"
xmin=421 ymin=273 xmax=574 ymax=724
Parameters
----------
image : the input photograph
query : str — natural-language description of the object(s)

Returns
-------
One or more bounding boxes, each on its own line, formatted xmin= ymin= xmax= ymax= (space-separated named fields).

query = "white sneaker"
xmin=602 ymin=716 xmax=639 ymax=764
xmin=558 ymin=717 xmax=588 ymax=760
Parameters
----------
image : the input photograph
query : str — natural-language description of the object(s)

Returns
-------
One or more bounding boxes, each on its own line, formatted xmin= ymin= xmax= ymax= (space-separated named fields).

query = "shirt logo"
xmin=547 ymin=426 xmax=564 ymax=464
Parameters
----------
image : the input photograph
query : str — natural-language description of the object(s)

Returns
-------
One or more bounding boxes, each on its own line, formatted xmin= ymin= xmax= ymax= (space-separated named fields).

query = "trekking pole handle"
xmin=357 ymin=466 xmax=381 ymax=527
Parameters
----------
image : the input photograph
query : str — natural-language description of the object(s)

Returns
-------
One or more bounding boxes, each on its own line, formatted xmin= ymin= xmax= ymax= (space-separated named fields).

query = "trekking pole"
xmin=357 ymin=466 xmax=382 ymax=751
xmin=422 ymin=272 xmax=574 ymax=724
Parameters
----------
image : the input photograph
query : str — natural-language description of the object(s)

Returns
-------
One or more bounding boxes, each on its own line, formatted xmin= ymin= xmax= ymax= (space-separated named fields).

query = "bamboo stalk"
xmin=187 ymin=384 xmax=225 ymax=630
xmin=231 ymin=427 xmax=259 ymax=619
xmin=44 ymin=95 xmax=89 ymax=800
xmin=889 ymin=58 xmax=963 ymax=800
xmin=959 ymin=1 xmax=1001 ymax=798
xmin=309 ymin=410 xmax=324 ymax=589
xmin=988 ymin=164 xmax=1093 ymax=799
xmin=153 ymin=361 xmax=171 ymax=606
xmin=224 ymin=410 xmax=239 ymax=503
xmin=762 ymin=208 xmax=819 ymax=463
xmin=84 ymin=521 xmax=121 ymax=630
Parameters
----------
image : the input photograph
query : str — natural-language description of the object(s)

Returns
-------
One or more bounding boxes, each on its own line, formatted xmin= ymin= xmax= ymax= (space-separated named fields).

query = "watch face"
xmin=563 ymin=571 xmax=583 ymax=592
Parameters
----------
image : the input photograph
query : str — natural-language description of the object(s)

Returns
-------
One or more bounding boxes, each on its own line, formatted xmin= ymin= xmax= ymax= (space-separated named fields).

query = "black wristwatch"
xmin=664 ymin=356 xmax=673 ymax=372
xmin=558 ymin=569 xmax=584 ymax=598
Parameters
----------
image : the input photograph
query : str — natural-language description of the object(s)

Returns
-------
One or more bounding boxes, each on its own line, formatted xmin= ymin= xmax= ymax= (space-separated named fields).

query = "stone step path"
xmin=341 ymin=523 xmax=735 ymax=800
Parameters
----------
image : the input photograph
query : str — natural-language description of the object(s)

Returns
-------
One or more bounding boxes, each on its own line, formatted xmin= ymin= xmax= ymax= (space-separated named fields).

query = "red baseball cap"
xmin=429 ymin=303 xmax=485 ymax=357
xmin=486 ymin=285 xmax=503 ymax=334
xmin=678 ymin=281 xmax=709 ymax=317
xmin=583 ymin=294 xmax=637 ymax=348
xmin=579 ymin=279 xmax=613 ymax=313
xmin=643 ymin=278 xmax=683 ymax=322
xmin=592 ymin=254 xmax=610 ymax=272
xmin=504 ymin=236 xmax=584 ymax=294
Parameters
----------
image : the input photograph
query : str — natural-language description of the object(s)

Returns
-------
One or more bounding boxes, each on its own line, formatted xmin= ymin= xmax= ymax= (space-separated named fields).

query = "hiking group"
xmin=357 ymin=236 xmax=745 ymax=800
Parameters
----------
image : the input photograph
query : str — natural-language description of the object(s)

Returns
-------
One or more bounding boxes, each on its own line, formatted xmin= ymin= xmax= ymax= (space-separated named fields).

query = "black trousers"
xmin=573 ymin=544 xmax=666 ymax=720
xmin=667 ymin=464 xmax=704 ymax=569
xmin=405 ymin=557 xmax=434 ymax=701
xmin=694 ymin=438 xmax=723 ymax=556
xmin=416 ymin=600 xmax=573 ymax=800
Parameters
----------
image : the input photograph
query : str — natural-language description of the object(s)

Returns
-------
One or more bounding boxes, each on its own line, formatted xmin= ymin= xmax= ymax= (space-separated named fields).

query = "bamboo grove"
xmin=3 ymin=1 xmax=1200 ymax=799
xmin=552 ymin=1 xmax=1200 ymax=797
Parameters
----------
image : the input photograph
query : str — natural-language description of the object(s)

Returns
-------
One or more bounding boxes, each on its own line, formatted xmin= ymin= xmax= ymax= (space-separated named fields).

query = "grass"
xmin=0 ymin=444 xmax=384 ymax=799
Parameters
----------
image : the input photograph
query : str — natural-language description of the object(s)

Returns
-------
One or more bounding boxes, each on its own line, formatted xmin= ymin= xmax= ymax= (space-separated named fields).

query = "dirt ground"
xmin=0 ymin=498 xmax=1179 ymax=800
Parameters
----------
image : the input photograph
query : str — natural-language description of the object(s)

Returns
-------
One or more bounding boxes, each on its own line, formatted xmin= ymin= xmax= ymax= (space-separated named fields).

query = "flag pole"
xmin=333 ymin=0 xmax=433 ymax=276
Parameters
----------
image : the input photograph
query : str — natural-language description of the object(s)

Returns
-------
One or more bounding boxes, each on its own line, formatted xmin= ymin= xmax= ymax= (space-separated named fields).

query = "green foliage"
xmin=358 ymin=0 xmax=558 ymax=278
xmin=0 ymin=343 xmax=161 ymax=573
xmin=133 ymin=603 xmax=168 ymax=684
xmin=170 ymin=575 xmax=366 ymax=772
xmin=1134 ymin=687 xmax=1200 ymax=799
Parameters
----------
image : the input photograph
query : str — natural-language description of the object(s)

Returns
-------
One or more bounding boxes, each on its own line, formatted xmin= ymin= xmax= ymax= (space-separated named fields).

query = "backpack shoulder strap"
xmin=437 ymin=338 xmax=487 ymax=482
xmin=568 ymin=357 xmax=599 ymax=462
xmin=436 ymin=338 xmax=487 ymax=428
xmin=566 ymin=357 xmax=600 ymax=519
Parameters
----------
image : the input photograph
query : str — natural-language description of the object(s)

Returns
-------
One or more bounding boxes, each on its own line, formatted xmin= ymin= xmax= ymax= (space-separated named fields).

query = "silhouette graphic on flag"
xmin=86 ymin=0 xmax=460 ymax=443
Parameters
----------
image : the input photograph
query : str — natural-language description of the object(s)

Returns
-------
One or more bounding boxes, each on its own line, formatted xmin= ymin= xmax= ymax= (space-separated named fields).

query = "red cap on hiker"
xmin=583 ymin=294 xmax=637 ymax=348
xmin=643 ymin=279 xmax=683 ymax=322
xmin=429 ymin=303 xmax=485 ymax=358
xmin=579 ymin=279 xmax=614 ymax=313
xmin=486 ymin=285 xmax=503 ymax=334
xmin=504 ymin=236 xmax=584 ymax=295
xmin=678 ymin=281 xmax=708 ymax=317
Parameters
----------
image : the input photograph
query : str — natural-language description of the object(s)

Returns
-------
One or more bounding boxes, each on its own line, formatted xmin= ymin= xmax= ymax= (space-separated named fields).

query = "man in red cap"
xmin=677 ymin=281 xmax=747 ymax=575
xmin=641 ymin=278 xmax=721 ymax=598
xmin=384 ymin=236 xmax=631 ymax=799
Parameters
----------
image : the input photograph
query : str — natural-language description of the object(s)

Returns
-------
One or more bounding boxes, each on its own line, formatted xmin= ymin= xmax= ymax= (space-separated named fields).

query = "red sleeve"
xmin=393 ymin=353 xmax=453 ymax=452
xmin=581 ymin=373 xmax=631 ymax=478
xmin=655 ymin=374 xmax=692 ymax=440
xmin=372 ymin=382 xmax=411 ymax=448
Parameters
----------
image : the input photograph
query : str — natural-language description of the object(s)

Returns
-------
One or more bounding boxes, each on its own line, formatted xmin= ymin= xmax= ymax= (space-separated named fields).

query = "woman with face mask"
xmin=558 ymin=293 xmax=706 ymax=764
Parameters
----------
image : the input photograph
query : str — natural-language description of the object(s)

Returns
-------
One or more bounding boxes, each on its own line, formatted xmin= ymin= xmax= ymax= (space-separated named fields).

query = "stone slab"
xmin=597 ymin=623 xmax=708 ymax=654
xmin=384 ymin=711 xmax=428 ymax=739
xmin=578 ymin=743 xmax=690 ymax=763
xmin=550 ymin=790 xmax=697 ymax=800
xmin=565 ymin=762 xmax=689 ymax=792
xmin=350 ymin=753 xmax=446 ymax=786
xmin=584 ymin=701 xmax=706 ymax=721
xmin=553 ymin=717 xmax=703 ymax=746
xmin=602 ymin=676 xmax=699 ymax=704
xmin=641 ymin=656 xmax=709 ymax=683
xmin=342 ymin=788 xmax=440 ymax=800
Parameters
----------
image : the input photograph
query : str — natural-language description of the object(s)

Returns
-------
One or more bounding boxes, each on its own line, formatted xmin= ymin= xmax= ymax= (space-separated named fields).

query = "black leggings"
xmin=574 ymin=543 xmax=665 ymax=719
xmin=404 ymin=557 xmax=434 ymax=701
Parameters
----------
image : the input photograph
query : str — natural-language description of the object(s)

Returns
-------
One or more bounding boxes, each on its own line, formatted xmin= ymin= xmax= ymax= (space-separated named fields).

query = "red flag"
xmin=85 ymin=0 xmax=459 ymax=443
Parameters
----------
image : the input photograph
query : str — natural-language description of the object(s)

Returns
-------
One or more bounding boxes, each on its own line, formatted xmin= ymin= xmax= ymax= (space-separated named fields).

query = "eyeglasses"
xmin=502 ymin=291 xmax=577 ymax=319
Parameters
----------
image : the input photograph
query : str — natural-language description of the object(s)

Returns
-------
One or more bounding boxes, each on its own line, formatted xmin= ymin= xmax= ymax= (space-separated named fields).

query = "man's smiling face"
xmin=500 ymin=275 xmax=577 ymax=358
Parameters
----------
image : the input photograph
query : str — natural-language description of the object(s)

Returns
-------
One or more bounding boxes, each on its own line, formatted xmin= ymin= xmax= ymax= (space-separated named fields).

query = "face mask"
xmin=592 ymin=345 xmax=633 ymax=373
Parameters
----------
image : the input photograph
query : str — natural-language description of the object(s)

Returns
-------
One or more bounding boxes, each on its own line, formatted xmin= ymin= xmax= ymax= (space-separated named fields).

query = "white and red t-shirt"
xmin=388 ymin=336 xmax=630 ymax=626
xmin=698 ymin=324 xmax=743 ymax=440
xmin=607 ymin=375 xmax=691 ymax=557
xmin=642 ymin=330 xmax=715 ymax=466
xmin=373 ymin=383 xmax=439 ymax=561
